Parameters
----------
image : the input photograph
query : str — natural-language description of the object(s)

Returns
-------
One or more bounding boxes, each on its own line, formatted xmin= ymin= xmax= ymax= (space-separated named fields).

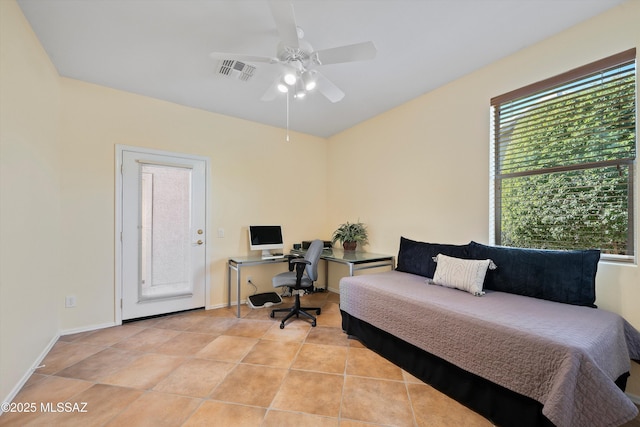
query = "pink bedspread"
xmin=339 ymin=270 xmax=640 ymax=427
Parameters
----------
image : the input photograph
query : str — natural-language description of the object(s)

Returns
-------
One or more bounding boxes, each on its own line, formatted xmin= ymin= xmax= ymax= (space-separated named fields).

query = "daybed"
xmin=340 ymin=238 xmax=640 ymax=427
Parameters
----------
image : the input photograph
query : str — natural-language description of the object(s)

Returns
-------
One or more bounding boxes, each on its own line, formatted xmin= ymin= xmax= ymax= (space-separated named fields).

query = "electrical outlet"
xmin=246 ymin=276 xmax=252 ymax=283
xmin=65 ymin=295 xmax=77 ymax=308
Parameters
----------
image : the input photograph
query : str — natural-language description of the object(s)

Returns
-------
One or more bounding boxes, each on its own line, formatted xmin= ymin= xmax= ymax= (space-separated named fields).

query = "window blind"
xmin=491 ymin=49 xmax=636 ymax=257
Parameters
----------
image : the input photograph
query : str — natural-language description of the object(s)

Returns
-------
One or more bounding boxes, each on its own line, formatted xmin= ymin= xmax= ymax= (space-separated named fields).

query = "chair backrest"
xmin=303 ymin=239 xmax=324 ymax=282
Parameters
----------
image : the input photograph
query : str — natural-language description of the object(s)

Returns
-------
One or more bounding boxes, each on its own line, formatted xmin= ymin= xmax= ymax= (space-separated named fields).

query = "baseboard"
xmin=208 ymin=289 xmax=340 ymax=312
xmin=207 ymin=300 xmax=246 ymax=311
xmin=60 ymin=321 xmax=116 ymax=337
xmin=1 ymin=321 xmax=121 ymax=412
xmin=1 ymin=333 xmax=59 ymax=412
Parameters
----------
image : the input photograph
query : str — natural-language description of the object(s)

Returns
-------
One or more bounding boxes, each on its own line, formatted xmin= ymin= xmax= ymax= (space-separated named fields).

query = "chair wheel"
xmin=280 ymin=322 xmax=285 ymax=329
xmin=311 ymin=321 xmax=316 ymax=327
xmin=316 ymin=309 xmax=321 ymax=315
xmin=269 ymin=312 xmax=274 ymax=318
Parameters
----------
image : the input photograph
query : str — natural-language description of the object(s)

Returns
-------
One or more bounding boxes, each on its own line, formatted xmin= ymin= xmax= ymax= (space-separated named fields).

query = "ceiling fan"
xmin=209 ymin=0 xmax=377 ymax=103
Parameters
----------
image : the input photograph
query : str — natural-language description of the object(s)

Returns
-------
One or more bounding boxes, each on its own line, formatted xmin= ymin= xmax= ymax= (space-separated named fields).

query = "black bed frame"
xmin=341 ymin=310 xmax=629 ymax=427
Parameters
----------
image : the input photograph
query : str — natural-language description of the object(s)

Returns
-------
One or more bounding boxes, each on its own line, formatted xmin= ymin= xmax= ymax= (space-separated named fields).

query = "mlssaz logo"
xmin=40 ymin=402 xmax=88 ymax=413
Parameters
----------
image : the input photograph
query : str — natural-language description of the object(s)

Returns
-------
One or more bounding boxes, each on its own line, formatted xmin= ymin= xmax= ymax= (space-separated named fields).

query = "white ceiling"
xmin=17 ymin=0 xmax=626 ymax=138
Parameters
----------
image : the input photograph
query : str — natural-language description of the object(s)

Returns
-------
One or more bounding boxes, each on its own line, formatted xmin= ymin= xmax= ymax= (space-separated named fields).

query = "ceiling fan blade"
xmin=260 ymin=79 xmax=280 ymax=101
xmin=209 ymin=52 xmax=279 ymax=64
xmin=313 ymin=41 xmax=377 ymax=65
xmin=267 ymin=0 xmax=299 ymax=48
xmin=315 ymin=72 xmax=345 ymax=103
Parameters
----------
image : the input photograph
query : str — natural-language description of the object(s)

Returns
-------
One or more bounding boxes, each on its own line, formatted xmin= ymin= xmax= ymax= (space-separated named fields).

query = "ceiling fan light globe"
xmin=301 ymin=70 xmax=317 ymax=91
xmin=283 ymin=73 xmax=297 ymax=85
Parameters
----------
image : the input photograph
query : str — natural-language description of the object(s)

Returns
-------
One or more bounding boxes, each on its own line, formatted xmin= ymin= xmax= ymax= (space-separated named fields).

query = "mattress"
xmin=339 ymin=270 xmax=640 ymax=427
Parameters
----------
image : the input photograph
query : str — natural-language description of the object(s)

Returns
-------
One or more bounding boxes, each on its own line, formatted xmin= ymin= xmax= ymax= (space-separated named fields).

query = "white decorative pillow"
xmin=431 ymin=254 xmax=496 ymax=296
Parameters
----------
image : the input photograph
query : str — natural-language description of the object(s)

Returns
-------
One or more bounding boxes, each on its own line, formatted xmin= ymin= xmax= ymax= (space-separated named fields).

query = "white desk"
xmin=292 ymin=248 xmax=395 ymax=277
xmin=227 ymin=250 xmax=395 ymax=318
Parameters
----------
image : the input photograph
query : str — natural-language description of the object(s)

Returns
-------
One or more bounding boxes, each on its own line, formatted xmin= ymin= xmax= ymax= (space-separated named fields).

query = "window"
xmin=491 ymin=49 xmax=636 ymax=260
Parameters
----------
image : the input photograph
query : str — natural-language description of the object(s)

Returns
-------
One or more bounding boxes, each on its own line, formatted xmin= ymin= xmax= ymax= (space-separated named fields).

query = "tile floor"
xmin=1 ymin=291 xmax=638 ymax=427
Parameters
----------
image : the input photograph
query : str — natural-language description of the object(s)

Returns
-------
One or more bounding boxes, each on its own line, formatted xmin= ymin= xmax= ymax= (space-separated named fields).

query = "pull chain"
xmin=286 ymin=91 xmax=290 ymax=142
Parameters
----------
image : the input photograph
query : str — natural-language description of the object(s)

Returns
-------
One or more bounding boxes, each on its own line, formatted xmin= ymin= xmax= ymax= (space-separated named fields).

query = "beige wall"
xmin=0 ymin=0 xmax=62 ymax=401
xmin=327 ymin=0 xmax=640 ymax=394
xmin=1 ymin=0 xmax=327 ymax=402
xmin=3 ymin=0 xmax=640 ymax=404
xmin=58 ymin=78 xmax=327 ymax=330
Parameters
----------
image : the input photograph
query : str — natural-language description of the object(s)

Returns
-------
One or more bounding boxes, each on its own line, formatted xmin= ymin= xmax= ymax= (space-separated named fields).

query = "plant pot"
xmin=343 ymin=241 xmax=357 ymax=251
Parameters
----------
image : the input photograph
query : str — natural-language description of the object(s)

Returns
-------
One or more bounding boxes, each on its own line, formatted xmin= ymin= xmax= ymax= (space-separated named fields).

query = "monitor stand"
xmin=261 ymin=250 xmax=284 ymax=259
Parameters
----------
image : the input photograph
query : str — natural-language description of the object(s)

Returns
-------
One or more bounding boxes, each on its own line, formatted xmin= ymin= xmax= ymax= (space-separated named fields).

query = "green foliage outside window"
xmin=497 ymin=63 xmax=635 ymax=255
xmin=500 ymin=167 xmax=630 ymax=253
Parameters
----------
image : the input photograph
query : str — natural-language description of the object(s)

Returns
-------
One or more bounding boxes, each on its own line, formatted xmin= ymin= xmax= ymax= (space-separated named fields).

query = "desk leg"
xmin=227 ymin=262 xmax=242 ymax=318
xmin=227 ymin=263 xmax=231 ymax=308
xmin=324 ymin=259 xmax=329 ymax=291
xmin=236 ymin=265 xmax=241 ymax=318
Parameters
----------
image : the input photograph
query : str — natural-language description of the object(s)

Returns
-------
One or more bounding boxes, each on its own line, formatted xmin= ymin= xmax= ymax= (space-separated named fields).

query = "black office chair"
xmin=270 ymin=239 xmax=323 ymax=328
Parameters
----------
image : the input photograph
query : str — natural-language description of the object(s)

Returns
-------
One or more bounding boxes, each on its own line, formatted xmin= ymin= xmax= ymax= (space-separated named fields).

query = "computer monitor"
xmin=248 ymin=225 xmax=284 ymax=258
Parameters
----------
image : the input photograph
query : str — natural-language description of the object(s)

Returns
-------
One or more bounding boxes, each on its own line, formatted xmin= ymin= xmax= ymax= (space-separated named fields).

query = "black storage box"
xmin=302 ymin=240 xmax=333 ymax=249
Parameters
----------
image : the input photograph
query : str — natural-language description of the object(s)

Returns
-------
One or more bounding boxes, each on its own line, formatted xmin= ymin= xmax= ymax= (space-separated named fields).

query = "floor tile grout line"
xmin=337 ymin=345 xmax=351 ymax=423
xmin=403 ymin=373 xmax=419 ymax=427
xmin=12 ymin=292 xmax=481 ymax=426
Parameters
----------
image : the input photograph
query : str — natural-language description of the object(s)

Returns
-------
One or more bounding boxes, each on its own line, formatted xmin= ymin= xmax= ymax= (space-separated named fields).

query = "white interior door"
xmin=120 ymin=149 xmax=207 ymax=320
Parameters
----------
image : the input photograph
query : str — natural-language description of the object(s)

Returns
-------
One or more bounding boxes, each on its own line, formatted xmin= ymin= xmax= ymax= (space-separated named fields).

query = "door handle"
xmin=196 ymin=240 xmax=204 ymax=245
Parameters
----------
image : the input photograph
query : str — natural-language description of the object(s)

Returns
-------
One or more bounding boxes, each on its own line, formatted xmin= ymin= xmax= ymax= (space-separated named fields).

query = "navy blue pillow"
xmin=396 ymin=237 xmax=470 ymax=278
xmin=468 ymin=241 xmax=600 ymax=307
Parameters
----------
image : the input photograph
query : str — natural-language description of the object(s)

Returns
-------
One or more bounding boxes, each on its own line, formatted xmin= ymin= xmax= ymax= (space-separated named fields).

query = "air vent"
xmin=217 ymin=60 xmax=256 ymax=82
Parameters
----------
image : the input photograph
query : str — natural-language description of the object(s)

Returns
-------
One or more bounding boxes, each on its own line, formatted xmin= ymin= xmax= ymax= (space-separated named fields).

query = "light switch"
xmin=65 ymin=296 xmax=76 ymax=308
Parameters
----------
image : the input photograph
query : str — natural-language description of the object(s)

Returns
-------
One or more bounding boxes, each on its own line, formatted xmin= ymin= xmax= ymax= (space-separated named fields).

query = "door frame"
xmin=115 ymin=144 xmax=211 ymax=325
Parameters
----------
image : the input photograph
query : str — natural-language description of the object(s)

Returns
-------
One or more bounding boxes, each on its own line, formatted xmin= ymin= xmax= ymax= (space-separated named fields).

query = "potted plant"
xmin=331 ymin=220 xmax=369 ymax=251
